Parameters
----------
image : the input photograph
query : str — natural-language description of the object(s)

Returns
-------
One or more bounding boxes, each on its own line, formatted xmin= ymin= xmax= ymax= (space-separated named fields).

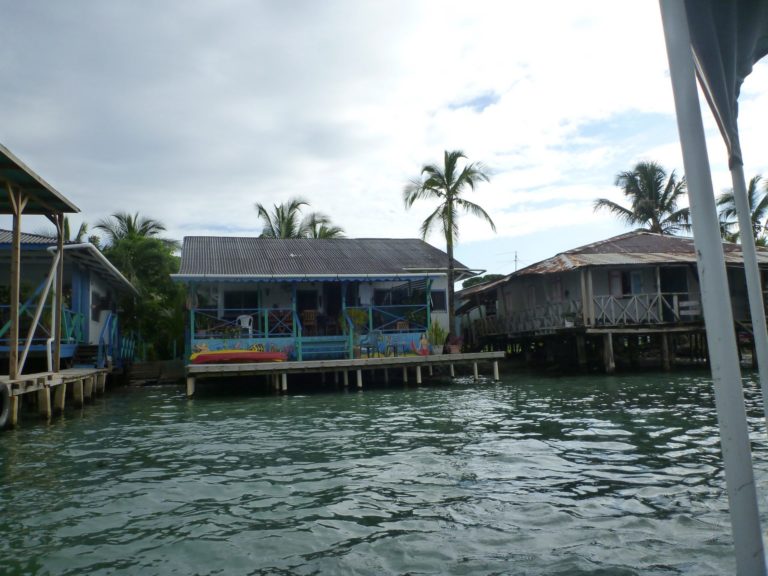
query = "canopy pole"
xmin=730 ymin=162 xmax=768 ymax=432
xmin=54 ymin=213 xmax=65 ymax=372
xmin=660 ymin=2 xmax=765 ymax=573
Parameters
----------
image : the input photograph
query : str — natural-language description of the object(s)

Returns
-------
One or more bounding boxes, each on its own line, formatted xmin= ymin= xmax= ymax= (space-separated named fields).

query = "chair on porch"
xmin=235 ymin=314 xmax=253 ymax=337
xmin=360 ymin=330 xmax=383 ymax=358
xmin=301 ymin=309 xmax=318 ymax=336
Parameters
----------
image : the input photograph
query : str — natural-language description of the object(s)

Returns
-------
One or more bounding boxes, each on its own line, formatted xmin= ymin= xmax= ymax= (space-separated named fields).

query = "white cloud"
xmin=1 ymin=1 xmax=766 ymax=270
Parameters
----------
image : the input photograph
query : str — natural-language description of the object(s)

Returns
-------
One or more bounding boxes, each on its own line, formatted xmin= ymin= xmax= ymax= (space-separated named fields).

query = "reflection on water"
xmin=1 ymin=371 xmax=767 ymax=575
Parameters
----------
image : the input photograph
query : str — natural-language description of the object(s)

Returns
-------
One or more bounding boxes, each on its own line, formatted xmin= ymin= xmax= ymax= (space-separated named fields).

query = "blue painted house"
xmin=173 ymin=237 xmax=474 ymax=361
xmin=0 ymin=231 xmax=137 ymax=369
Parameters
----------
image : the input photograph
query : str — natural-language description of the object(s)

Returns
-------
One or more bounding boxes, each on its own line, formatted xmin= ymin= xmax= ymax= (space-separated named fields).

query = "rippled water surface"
xmin=3 ymin=371 xmax=768 ymax=575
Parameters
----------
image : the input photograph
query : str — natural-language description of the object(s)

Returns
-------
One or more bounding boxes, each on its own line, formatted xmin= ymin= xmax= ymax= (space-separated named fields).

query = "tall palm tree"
xmin=594 ymin=161 xmax=689 ymax=235
xmin=95 ymin=211 xmax=177 ymax=249
xmin=403 ymin=150 xmax=495 ymax=333
xmin=256 ymin=197 xmax=345 ymax=238
xmin=716 ymin=175 xmax=768 ymax=245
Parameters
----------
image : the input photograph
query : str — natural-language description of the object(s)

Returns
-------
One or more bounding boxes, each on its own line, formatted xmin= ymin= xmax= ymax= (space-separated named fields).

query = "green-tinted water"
xmin=2 ymin=372 xmax=768 ymax=575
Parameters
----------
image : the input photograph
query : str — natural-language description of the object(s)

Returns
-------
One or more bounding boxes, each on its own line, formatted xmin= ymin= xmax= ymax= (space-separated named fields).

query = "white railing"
xmin=472 ymin=292 xmax=702 ymax=337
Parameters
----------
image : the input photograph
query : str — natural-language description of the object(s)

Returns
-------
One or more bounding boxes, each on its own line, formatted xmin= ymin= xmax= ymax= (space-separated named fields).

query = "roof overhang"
xmin=0 ymin=143 xmax=80 ymax=215
xmin=171 ymin=272 xmax=449 ymax=284
xmin=49 ymin=243 xmax=138 ymax=295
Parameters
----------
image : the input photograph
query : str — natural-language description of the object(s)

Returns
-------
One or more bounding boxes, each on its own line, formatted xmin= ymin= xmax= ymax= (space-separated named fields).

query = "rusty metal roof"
xmin=516 ymin=230 xmax=768 ymax=276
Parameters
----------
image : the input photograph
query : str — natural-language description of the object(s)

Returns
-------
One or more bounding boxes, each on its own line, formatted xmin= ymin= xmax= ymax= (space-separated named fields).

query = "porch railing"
xmin=472 ymin=292 xmax=703 ymax=337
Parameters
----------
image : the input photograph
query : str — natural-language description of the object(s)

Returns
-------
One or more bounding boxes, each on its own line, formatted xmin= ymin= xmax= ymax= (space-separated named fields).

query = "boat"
xmin=190 ymin=350 xmax=288 ymax=365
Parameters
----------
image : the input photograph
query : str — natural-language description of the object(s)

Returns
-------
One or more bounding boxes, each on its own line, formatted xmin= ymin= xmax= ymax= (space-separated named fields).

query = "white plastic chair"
xmin=235 ymin=314 xmax=253 ymax=337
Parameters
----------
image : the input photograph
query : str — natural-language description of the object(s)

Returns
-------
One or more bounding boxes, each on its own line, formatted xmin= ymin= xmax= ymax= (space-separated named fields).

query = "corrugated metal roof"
xmin=0 ymin=230 xmax=67 ymax=245
xmin=515 ymin=230 xmax=768 ymax=276
xmin=0 ymin=143 xmax=79 ymax=215
xmin=176 ymin=237 xmax=470 ymax=278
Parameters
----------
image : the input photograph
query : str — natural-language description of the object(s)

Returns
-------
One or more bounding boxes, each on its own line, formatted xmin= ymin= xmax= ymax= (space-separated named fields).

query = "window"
xmin=224 ymin=290 xmax=259 ymax=311
xmin=430 ymin=290 xmax=447 ymax=311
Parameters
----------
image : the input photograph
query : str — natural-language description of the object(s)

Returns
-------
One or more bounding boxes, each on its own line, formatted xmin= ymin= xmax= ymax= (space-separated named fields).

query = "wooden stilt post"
xmin=343 ymin=370 xmax=349 ymax=387
xmin=281 ymin=373 xmax=287 ymax=392
xmin=9 ymin=396 xmax=20 ymax=427
xmin=450 ymin=364 xmax=455 ymax=378
xmin=576 ymin=335 xmax=587 ymax=370
xmin=334 ymin=371 xmax=339 ymax=384
xmin=473 ymin=362 xmax=479 ymax=381
xmin=186 ymin=376 xmax=196 ymax=398
xmin=321 ymin=372 xmax=326 ymax=384
xmin=493 ymin=360 xmax=500 ymax=381
xmin=661 ymin=332 xmax=671 ymax=371
xmin=84 ymin=377 xmax=94 ymax=402
xmin=416 ymin=365 xmax=422 ymax=384
xmin=384 ymin=368 xmax=389 ymax=384
xmin=97 ymin=373 xmax=106 ymax=394
xmin=428 ymin=364 xmax=433 ymax=377
xmin=38 ymin=386 xmax=51 ymax=420
xmin=73 ymin=379 xmax=84 ymax=407
xmin=603 ymin=333 xmax=615 ymax=374
xmin=53 ymin=383 xmax=66 ymax=414
xmin=403 ymin=366 xmax=408 ymax=384
xmin=53 ymin=214 xmax=64 ymax=373
xmin=356 ymin=369 xmax=362 ymax=389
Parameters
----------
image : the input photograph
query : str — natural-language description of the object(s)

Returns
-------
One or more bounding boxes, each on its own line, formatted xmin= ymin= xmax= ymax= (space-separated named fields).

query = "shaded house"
xmin=0 ymin=231 xmax=137 ymax=369
xmin=460 ymin=231 xmax=768 ymax=369
xmin=173 ymin=237 xmax=473 ymax=361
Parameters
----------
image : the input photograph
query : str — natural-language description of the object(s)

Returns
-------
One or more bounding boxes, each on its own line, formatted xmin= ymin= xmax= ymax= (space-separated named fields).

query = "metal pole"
xmin=730 ymin=162 xmax=768 ymax=432
xmin=659 ymin=2 xmax=765 ymax=573
xmin=54 ymin=214 xmax=64 ymax=372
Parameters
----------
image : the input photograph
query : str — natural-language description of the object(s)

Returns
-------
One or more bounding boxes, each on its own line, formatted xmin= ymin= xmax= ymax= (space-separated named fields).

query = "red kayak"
xmin=190 ymin=350 xmax=288 ymax=364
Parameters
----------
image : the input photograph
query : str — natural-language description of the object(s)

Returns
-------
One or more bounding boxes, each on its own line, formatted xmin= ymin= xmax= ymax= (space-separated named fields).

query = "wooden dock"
xmin=0 ymin=367 xmax=110 ymax=428
xmin=185 ymin=351 xmax=506 ymax=396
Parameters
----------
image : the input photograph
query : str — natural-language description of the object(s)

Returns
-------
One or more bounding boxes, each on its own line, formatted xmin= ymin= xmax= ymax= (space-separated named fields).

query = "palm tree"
xmin=403 ymin=150 xmax=495 ymax=333
xmin=594 ymin=161 xmax=689 ymax=235
xmin=95 ymin=211 xmax=178 ymax=249
xmin=256 ymin=197 xmax=345 ymax=238
xmin=716 ymin=175 xmax=768 ymax=245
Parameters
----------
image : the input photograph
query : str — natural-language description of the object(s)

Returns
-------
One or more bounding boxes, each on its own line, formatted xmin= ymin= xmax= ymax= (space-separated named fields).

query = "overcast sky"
xmin=2 ymin=1 xmax=768 ymax=276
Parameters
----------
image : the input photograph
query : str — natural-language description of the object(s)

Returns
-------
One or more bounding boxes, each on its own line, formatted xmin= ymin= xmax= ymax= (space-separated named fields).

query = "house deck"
xmin=185 ymin=351 xmax=506 ymax=396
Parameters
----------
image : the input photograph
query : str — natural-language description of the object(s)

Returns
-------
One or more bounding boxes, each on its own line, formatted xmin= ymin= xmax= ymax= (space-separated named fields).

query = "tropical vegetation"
xmin=593 ymin=161 xmax=689 ymax=235
xmin=403 ymin=149 xmax=495 ymax=333
xmin=256 ymin=197 xmax=345 ymax=238
xmin=94 ymin=211 xmax=184 ymax=360
xmin=716 ymin=175 xmax=768 ymax=245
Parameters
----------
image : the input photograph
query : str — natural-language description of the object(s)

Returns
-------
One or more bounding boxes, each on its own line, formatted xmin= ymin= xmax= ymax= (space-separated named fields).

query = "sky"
xmin=2 ymin=1 xmax=768 ymax=278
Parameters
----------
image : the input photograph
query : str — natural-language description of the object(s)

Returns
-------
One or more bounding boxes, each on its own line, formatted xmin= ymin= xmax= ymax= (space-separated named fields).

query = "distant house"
xmin=172 ymin=237 xmax=474 ymax=361
xmin=459 ymin=231 xmax=767 ymax=369
xmin=0 ymin=231 xmax=137 ymax=369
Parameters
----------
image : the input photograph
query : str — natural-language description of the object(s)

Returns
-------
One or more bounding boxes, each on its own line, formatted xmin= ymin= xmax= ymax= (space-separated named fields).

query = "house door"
xmin=660 ymin=267 xmax=688 ymax=321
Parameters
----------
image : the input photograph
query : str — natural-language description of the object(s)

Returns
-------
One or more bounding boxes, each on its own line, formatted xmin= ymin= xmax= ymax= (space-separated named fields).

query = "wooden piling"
xmin=73 ymin=379 xmax=84 ymax=407
xmin=53 ymin=383 xmax=66 ymax=414
xmin=403 ymin=366 xmax=409 ymax=383
xmin=416 ymin=365 xmax=422 ymax=384
xmin=661 ymin=333 xmax=671 ymax=370
xmin=343 ymin=370 xmax=349 ymax=387
xmin=384 ymin=368 xmax=389 ymax=384
xmin=493 ymin=360 xmax=500 ymax=381
xmin=450 ymin=364 xmax=455 ymax=378
xmin=186 ymin=376 xmax=196 ymax=398
xmin=576 ymin=335 xmax=587 ymax=369
xmin=84 ymin=377 xmax=94 ymax=402
xmin=473 ymin=362 xmax=479 ymax=381
xmin=281 ymin=373 xmax=287 ymax=392
xmin=356 ymin=369 xmax=362 ymax=389
xmin=603 ymin=333 xmax=615 ymax=374
xmin=37 ymin=387 xmax=51 ymax=420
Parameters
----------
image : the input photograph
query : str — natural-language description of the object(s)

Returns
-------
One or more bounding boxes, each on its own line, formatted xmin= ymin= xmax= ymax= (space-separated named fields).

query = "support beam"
xmin=73 ymin=379 xmax=84 ymax=407
xmin=53 ymin=383 xmax=66 ymax=414
xmin=473 ymin=362 xmax=479 ymax=381
xmin=97 ymin=373 xmax=106 ymax=394
xmin=37 ymin=387 xmax=51 ymax=420
xmin=343 ymin=370 xmax=349 ymax=387
xmin=493 ymin=361 xmax=500 ymax=382
xmin=450 ymin=364 xmax=455 ymax=378
xmin=54 ymin=213 xmax=64 ymax=373
xmin=8 ymin=185 xmax=25 ymax=380
xmin=384 ymin=368 xmax=389 ymax=384
xmin=576 ymin=336 xmax=587 ymax=370
xmin=9 ymin=396 xmax=20 ymax=427
xmin=416 ymin=365 xmax=422 ymax=384
xmin=356 ymin=369 xmax=362 ymax=389
xmin=402 ymin=366 xmax=408 ymax=384
xmin=661 ymin=333 xmax=671 ymax=371
xmin=84 ymin=377 xmax=94 ymax=402
xmin=186 ymin=376 xmax=195 ymax=398
xmin=428 ymin=365 xmax=433 ymax=377
xmin=603 ymin=333 xmax=615 ymax=374
xmin=281 ymin=373 xmax=287 ymax=392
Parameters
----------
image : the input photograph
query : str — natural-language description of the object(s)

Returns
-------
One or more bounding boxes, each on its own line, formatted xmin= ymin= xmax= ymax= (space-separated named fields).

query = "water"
xmin=2 ymin=371 xmax=768 ymax=575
